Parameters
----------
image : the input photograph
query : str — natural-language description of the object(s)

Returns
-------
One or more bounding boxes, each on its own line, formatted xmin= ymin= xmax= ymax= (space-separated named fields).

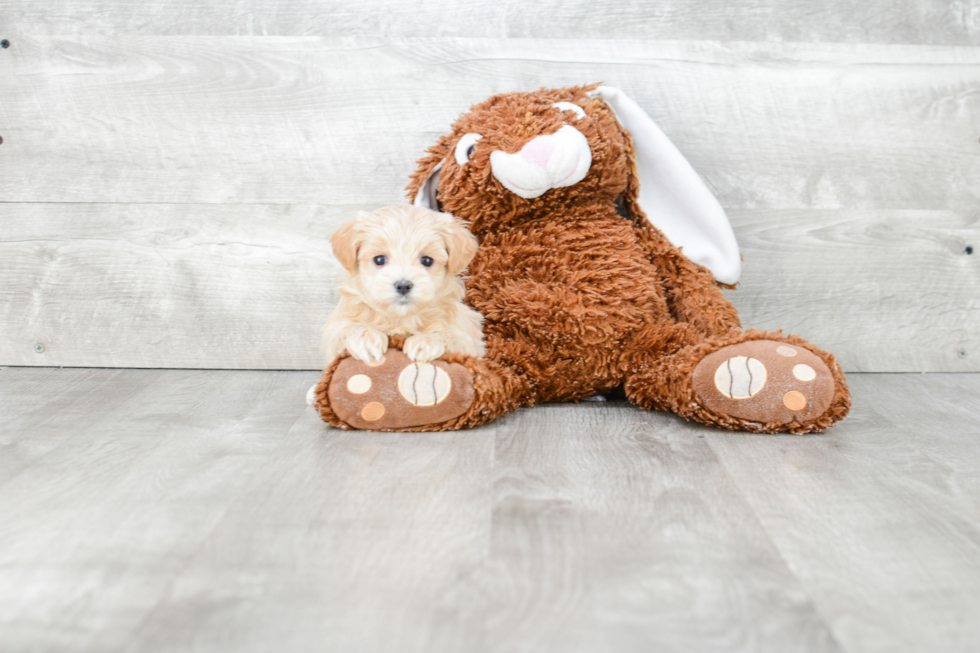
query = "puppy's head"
xmin=330 ymin=205 xmax=478 ymax=316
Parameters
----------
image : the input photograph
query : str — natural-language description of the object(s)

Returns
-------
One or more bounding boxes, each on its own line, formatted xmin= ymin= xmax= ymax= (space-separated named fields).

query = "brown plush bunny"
xmin=314 ymin=83 xmax=850 ymax=433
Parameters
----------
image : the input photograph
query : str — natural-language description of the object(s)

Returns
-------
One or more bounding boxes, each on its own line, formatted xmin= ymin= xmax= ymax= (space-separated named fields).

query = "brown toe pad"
xmin=327 ymin=350 xmax=474 ymax=430
xmin=692 ymin=340 xmax=835 ymax=426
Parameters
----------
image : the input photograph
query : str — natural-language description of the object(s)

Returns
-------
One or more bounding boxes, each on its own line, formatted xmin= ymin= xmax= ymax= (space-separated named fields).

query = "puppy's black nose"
xmin=395 ymin=279 xmax=413 ymax=296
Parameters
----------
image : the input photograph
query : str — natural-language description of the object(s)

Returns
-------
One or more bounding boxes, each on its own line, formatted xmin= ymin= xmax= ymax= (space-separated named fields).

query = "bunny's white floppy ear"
xmin=413 ymin=161 xmax=443 ymax=210
xmin=588 ymin=86 xmax=741 ymax=285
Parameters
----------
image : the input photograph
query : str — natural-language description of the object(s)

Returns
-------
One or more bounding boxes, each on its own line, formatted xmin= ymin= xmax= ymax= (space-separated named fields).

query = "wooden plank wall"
xmin=1 ymin=2 xmax=978 ymax=371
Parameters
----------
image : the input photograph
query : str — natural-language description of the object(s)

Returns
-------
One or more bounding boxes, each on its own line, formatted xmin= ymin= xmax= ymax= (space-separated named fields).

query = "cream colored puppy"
xmin=322 ymin=205 xmax=485 ymax=366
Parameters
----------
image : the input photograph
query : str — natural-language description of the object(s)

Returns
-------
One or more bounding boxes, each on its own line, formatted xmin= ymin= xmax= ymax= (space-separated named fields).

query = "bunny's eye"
xmin=373 ymin=255 xmax=387 ymax=266
xmin=454 ymin=133 xmax=483 ymax=166
xmin=421 ymin=256 xmax=433 ymax=267
xmin=552 ymin=102 xmax=587 ymax=120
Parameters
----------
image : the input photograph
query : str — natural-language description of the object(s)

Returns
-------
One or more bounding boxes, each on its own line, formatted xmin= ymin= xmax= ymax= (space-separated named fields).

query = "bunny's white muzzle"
xmin=489 ymin=125 xmax=592 ymax=199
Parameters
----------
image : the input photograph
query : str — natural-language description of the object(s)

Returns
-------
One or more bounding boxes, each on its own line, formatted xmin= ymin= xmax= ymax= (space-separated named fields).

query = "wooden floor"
xmin=1 ymin=368 xmax=978 ymax=652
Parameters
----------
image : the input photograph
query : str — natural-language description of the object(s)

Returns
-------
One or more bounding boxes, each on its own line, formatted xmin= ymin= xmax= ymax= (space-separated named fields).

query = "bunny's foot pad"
xmin=327 ymin=350 xmax=475 ymax=430
xmin=692 ymin=340 xmax=835 ymax=426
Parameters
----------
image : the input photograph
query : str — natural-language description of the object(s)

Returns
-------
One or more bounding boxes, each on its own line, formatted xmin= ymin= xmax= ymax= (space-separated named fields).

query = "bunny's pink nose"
xmin=520 ymin=136 xmax=554 ymax=167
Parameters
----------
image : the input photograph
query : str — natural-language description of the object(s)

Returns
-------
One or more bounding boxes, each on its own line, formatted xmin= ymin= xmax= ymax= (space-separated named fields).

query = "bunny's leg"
xmin=313 ymin=337 xmax=527 ymax=432
xmin=623 ymin=325 xmax=851 ymax=434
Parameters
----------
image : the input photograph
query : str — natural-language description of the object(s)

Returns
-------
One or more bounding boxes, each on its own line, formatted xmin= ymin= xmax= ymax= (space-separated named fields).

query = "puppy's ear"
xmin=441 ymin=216 xmax=479 ymax=276
xmin=330 ymin=217 xmax=362 ymax=272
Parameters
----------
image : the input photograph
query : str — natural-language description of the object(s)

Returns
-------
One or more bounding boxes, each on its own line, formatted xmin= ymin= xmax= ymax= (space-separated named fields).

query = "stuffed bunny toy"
xmin=313 ymin=83 xmax=850 ymax=433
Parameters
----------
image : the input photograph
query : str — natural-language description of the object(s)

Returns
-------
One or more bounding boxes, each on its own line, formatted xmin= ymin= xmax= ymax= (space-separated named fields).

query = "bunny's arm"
xmin=632 ymin=222 xmax=741 ymax=338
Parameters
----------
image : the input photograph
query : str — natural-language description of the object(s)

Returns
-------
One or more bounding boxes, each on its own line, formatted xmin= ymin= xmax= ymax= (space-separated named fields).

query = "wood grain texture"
xmin=3 ymin=368 xmax=980 ymax=651
xmin=0 ymin=367 xmax=167 ymax=489
xmin=0 ymin=368 xmax=316 ymax=652
xmin=484 ymin=403 xmax=841 ymax=653
xmin=704 ymin=373 xmax=980 ymax=653
xmin=121 ymin=409 xmax=496 ymax=653
xmin=2 ymin=203 xmax=976 ymax=371
xmin=725 ymin=209 xmax=980 ymax=373
xmin=0 ymin=203 xmax=347 ymax=369
xmin=1 ymin=0 xmax=979 ymax=44
xmin=2 ymin=31 xmax=977 ymax=372
xmin=1 ymin=38 xmax=979 ymax=210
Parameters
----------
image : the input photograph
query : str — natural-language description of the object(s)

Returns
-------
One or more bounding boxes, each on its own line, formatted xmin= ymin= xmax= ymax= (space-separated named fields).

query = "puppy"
xmin=321 ymin=204 xmax=485 ymax=366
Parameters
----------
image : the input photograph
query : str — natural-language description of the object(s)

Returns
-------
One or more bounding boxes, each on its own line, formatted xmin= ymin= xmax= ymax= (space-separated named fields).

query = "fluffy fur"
xmin=314 ymin=84 xmax=851 ymax=433
xmin=322 ymin=205 xmax=485 ymax=365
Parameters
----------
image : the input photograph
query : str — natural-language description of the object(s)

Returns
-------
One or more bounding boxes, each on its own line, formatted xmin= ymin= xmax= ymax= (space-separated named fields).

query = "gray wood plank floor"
xmin=1 ymin=368 xmax=978 ymax=652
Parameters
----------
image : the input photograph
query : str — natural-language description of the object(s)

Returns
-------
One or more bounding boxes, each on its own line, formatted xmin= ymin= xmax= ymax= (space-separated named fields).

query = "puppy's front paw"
xmin=345 ymin=328 xmax=388 ymax=364
xmin=404 ymin=334 xmax=446 ymax=363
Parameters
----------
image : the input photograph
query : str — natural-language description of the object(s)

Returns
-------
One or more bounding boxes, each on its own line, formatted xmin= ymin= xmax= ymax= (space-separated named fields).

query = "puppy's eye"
xmin=421 ymin=256 xmax=433 ymax=268
xmin=373 ymin=255 xmax=387 ymax=266
xmin=454 ymin=133 xmax=482 ymax=166
xmin=552 ymin=102 xmax=587 ymax=120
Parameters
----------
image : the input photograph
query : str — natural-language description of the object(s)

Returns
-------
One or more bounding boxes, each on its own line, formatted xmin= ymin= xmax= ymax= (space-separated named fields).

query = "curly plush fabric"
xmin=315 ymin=84 xmax=850 ymax=433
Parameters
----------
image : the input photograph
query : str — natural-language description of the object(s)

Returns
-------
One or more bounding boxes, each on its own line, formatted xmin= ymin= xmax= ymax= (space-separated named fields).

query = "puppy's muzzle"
xmin=395 ymin=279 xmax=414 ymax=296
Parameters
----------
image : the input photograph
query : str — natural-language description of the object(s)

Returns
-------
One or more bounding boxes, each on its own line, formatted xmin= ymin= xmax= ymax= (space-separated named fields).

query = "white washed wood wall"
xmin=1 ymin=2 xmax=978 ymax=371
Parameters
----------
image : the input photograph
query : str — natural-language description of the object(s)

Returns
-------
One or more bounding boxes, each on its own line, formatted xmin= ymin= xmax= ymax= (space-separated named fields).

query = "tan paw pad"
xmin=693 ymin=340 xmax=835 ymax=425
xmin=782 ymin=391 xmax=807 ymax=411
xmin=360 ymin=402 xmax=385 ymax=421
xmin=792 ymin=364 xmax=816 ymax=382
xmin=347 ymin=374 xmax=372 ymax=394
xmin=326 ymin=350 xmax=475 ymax=430
xmin=398 ymin=363 xmax=452 ymax=406
xmin=713 ymin=355 xmax=767 ymax=399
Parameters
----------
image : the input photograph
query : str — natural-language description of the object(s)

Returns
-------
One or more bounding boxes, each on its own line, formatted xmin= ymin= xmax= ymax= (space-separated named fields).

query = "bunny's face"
xmin=408 ymin=84 xmax=743 ymax=284
xmin=414 ymin=85 xmax=635 ymax=234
